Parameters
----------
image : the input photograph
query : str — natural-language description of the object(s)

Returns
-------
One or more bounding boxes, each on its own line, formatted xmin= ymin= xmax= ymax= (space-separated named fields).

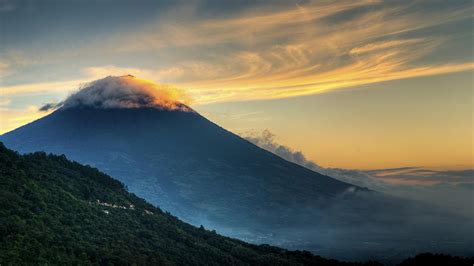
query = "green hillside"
xmin=0 ymin=143 xmax=369 ymax=265
xmin=1 ymin=143 xmax=471 ymax=265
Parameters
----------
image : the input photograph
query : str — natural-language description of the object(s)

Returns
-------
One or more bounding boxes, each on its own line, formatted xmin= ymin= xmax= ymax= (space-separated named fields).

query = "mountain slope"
xmin=1 ymin=106 xmax=360 ymax=230
xmin=2 ymin=76 xmax=472 ymax=260
xmin=0 ymin=142 xmax=364 ymax=265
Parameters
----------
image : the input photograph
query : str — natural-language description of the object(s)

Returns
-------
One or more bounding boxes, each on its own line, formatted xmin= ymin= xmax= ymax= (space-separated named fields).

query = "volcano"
xmin=2 ymin=76 xmax=471 ymax=261
xmin=1 ymin=76 xmax=357 ymax=226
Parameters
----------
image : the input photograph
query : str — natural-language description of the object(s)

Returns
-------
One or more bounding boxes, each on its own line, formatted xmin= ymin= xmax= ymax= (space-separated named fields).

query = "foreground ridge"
xmin=0 ymin=142 xmax=366 ymax=265
xmin=1 ymin=143 xmax=472 ymax=265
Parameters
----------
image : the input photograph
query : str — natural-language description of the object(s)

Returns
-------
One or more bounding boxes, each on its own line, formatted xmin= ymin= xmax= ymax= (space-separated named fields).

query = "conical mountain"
xmin=2 ymin=76 xmax=470 ymax=260
xmin=1 ymin=76 xmax=356 ymax=228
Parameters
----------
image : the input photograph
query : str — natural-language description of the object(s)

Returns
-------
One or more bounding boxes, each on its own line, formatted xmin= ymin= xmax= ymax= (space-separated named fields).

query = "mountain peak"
xmin=60 ymin=75 xmax=191 ymax=111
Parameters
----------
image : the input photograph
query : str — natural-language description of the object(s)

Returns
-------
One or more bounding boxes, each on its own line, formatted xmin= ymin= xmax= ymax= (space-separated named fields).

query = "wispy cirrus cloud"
xmin=67 ymin=0 xmax=473 ymax=104
xmin=2 ymin=1 xmax=473 ymax=103
xmin=86 ymin=0 xmax=473 ymax=104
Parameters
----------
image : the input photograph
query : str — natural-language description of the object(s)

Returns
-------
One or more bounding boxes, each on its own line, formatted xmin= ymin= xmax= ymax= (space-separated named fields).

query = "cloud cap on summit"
xmin=58 ymin=75 xmax=191 ymax=111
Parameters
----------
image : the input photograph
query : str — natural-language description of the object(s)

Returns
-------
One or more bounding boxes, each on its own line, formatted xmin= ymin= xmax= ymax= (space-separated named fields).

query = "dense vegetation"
xmin=0 ymin=143 xmax=367 ymax=265
xmin=0 ymin=142 xmax=472 ymax=265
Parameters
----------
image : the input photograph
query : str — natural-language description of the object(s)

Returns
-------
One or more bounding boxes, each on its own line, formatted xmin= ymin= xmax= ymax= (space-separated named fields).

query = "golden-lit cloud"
xmin=62 ymin=75 xmax=191 ymax=110
xmin=348 ymin=39 xmax=425 ymax=55
xmin=100 ymin=0 xmax=473 ymax=104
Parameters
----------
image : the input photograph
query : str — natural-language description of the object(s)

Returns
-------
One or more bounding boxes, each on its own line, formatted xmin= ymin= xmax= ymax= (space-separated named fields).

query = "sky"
xmin=0 ymin=0 xmax=473 ymax=170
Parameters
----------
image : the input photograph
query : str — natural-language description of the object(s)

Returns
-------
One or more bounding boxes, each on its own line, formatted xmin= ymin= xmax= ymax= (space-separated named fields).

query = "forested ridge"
xmin=0 ymin=142 xmax=471 ymax=265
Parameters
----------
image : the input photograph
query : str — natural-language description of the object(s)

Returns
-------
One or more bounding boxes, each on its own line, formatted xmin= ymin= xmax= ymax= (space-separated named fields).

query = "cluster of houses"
xmin=91 ymin=200 xmax=154 ymax=216
xmin=94 ymin=199 xmax=134 ymax=210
